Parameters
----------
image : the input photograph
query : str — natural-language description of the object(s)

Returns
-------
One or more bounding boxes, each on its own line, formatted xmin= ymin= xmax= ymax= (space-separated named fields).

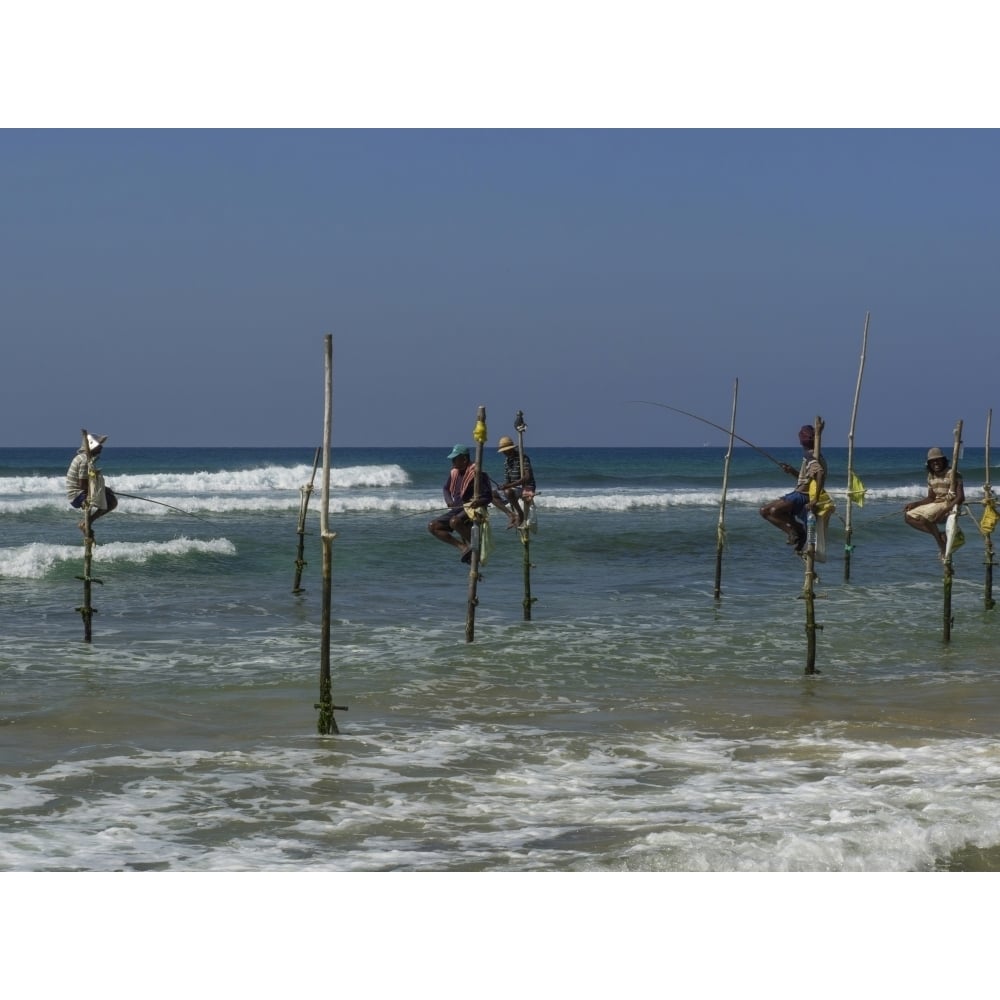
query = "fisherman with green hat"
xmin=428 ymin=444 xmax=498 ymax=563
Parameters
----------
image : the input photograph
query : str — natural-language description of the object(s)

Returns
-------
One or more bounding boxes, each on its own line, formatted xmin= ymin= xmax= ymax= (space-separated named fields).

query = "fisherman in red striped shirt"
xmin=428 ymin=444 xmax=499 ymax=564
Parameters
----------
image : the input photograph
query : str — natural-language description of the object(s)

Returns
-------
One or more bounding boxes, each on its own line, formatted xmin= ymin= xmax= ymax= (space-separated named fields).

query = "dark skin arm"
xmin=904 ymin=489 xmax=936 ymax=512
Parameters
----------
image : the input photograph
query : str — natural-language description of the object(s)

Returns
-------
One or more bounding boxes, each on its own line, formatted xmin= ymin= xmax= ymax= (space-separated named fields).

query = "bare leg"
xmin=760 ymin=499 xmax=806 ymax=549
xmin=428 ymin=513 xmax=474 ymax=558
xmin=497 ymin=489 xmax=519 ymax=526
xmin=82 ymin=490 xmax=117 ymax=529
xmin=453 ymin=514 xmax=473 ymax=546
xmin=904 ymin=512 xmax=946 ymax=554
xmin=505 ymin=489 xmax=524 ymax=525
xmin=429 ymin=518 xmax=466 ymax=552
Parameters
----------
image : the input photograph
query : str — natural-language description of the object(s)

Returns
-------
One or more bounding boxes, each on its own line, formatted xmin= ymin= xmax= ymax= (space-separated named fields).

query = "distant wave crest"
xmin=1 ymin=463 xmax=411 ymax=496
xmin=0 ymin=537 xmax=237 ymax=579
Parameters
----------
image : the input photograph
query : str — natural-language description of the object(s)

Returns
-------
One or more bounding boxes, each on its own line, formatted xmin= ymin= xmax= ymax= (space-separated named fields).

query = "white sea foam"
xmin=0 ymin=537 xmax=237 ymax=579
xmin=2 ymin=728 xmax=998 ymax=871
xmin=0 ymin=463 xmax=411 ymax=497
xmin=0 ymin=462 xmax=976 ymax=518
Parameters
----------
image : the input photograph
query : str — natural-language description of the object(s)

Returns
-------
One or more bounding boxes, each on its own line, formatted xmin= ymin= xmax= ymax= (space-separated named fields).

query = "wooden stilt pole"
xmin=844 ymin=311 xmax=869 ymax=582
xmin=804 ymin=415 xmax=824 ymax=675
xmin=714 ymin=379 xmax=738 ymax=602
xmin=293 ymin=446 xmax=321 ymax=594
xmin=465 ymin=406 xmax=487 ymax=643
xmin=514 ymin=410 xmax=537 ymax=620
xmin=983 ymin=409 xmax=996 ymax=611
xmin=943 ymin=420 xmax=963 ymax=643
xmin=74 ymin=429 xmax=103 ymax=643
xmin=316 ymin=335 xmax=340 ymax=734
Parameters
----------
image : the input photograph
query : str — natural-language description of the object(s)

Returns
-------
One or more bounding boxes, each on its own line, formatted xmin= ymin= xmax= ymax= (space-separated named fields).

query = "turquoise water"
xmin=2 ymin=444 xmax=1000 ymax=870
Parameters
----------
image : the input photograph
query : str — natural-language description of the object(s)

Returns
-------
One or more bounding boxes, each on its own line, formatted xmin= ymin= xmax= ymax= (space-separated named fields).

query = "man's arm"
xmin=953 ymin=474 xmax=966 ymax=507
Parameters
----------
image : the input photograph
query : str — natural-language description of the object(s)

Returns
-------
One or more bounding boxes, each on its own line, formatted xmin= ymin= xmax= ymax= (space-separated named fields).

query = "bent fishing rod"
xmin=114 ymin=492 xmax=212 ymax=522
xmin=629 ymin=400 xmax=791 ymax=470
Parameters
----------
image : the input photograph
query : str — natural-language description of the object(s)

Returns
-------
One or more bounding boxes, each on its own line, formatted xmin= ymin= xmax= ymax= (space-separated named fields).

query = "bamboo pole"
xmin=714 ymin=379 xmax=738 ymax=602
xmin=465 ymin=405 xmax=487 ymax=643
xmin=316 ymin=335 xmax=340 ymax=734
xmin=514 ymin=410 xmax=537 ymax=620
xmin=74 ymin=428 xmax=102 ymax=643
xmin=803 ymin=415 xmax=824 ymax=674
xmin=844 ymin=311 xmax=870 ymax=581
xmin=984 ymin=409 xmax=996 ymax=611
xmin=293 ymin=446 xmax=322 ymax=594
xmin=943 ymin=420 xmax=963 ymax=643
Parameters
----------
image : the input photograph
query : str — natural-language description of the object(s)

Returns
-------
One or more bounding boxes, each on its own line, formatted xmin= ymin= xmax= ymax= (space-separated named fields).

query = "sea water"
xmin=2 ymin=444 xmax=1000 ymax=872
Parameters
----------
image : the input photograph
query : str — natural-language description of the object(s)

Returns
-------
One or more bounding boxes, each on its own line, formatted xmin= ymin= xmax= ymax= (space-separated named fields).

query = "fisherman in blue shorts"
xmin=759 ymin=424 xmax=826 ymax=553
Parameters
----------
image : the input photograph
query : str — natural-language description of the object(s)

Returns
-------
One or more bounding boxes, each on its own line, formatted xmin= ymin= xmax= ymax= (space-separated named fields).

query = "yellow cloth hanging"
xmin=980 ymin=497 xmax=998 ymax=536
xmin=808 ymin=481 xmax=836 ymax=519
xmin=848 ymin=471 xmax=866 ymax=507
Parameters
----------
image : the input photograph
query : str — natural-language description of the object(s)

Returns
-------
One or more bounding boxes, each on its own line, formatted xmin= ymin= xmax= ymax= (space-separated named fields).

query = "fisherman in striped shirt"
xmin=66 ymin=433 xmax=117 ymax=537
xmin=904 ymin=447 xmax=964 ymax=557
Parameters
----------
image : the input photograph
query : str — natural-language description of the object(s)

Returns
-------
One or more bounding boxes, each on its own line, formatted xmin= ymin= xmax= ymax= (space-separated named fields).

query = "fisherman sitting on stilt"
xmin=759 ymin=424 xmax=826 ymax=554
xmin=66 ymin=433 xmax=117 ymax=538
xmin=496 ymin=435 xmax=536 ymax=528
xmin=904 ymin=447 xmax=965 ymax=558
xmin=428 ymin=444 xmax=501 ymax=563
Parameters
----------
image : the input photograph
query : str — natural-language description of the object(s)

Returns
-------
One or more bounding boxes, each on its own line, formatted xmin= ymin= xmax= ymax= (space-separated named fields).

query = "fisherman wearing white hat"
xmin=904 ymin=447 xmax=964 ymax=556
xmin=65 ymin=433 xmax=117 ymax=537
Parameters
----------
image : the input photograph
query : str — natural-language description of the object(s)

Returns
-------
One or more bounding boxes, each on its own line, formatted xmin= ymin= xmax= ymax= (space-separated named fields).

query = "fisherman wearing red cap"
xmin=759 ymin=424 xmax=827 ymax=553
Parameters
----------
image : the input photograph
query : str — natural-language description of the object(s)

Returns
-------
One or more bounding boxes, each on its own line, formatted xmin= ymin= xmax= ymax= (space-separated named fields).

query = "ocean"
xmin=3 ymin=443 xmax=1000 ymax=872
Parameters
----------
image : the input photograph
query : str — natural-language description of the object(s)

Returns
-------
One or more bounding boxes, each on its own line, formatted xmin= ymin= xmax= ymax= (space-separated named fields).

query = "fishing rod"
xmin=388 ymin=505 xmax=453 ymax=522
xmin=114 ymin=491 xmax=212 ymax=522
xmin=630 ymin=400 xmax=790 ymax=469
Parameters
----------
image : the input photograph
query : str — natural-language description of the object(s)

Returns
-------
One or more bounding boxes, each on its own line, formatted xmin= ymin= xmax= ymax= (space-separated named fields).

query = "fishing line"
xmin=629 ymin=399 xmax=790 ymax=469
xmin=114 ymin=491 xmax=212 ymax=523
xmin=386 ymin=506 xmax=453 ymax=522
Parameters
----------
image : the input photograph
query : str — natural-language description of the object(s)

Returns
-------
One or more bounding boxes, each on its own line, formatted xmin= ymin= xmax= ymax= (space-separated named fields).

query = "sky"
xmin=3 ymin=10 xmax=999 ymax=451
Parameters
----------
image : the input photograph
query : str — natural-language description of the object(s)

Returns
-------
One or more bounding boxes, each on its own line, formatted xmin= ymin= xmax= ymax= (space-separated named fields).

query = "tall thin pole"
xmin=317 ymin=335 xmax=339 ymax=734
xmin=465 ymin=405 xmax=487 ymax=643
xmin=293 ymin=446 xmax=322 ymax=594
xmin=844 ymin=311 xmax=869 ymax=581
xmin=804 ymin=415 xmax=824 ymax=675
xmin=943 ymin=420 xmax=963 ymax=643
xmin=714 ymin=379 xmax=738 ymax=601
xmin=514 ymin=410 xmax=536 ymax=620
xmin=74 ymin=428 xmax=101 ymax=643
xmin=984 ymin=409 xmax=996 ymax=611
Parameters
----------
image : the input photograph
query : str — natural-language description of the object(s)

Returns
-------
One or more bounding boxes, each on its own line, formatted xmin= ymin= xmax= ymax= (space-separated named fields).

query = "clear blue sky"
xmin=4 ymin=126 xmax=998 ymax=449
